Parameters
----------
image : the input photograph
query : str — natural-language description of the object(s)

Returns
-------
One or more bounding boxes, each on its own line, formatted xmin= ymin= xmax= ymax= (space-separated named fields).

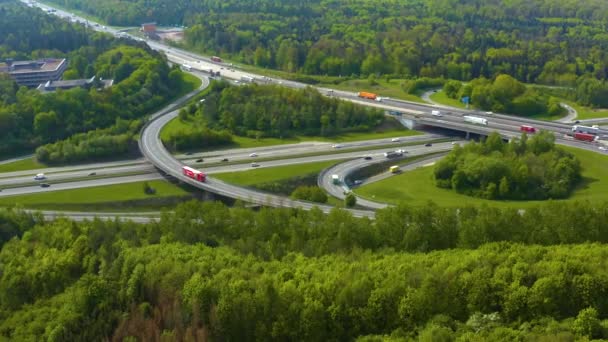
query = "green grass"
xmin=180 ymin=72 xmax=202 ymax=92
xmin=355 ymin=146 xmax=608 ymax=208
xmin=563 ymin=101 xmax=608 ymax=121
xmin=162 ymin=116 xmax=420 ymax=151
xmin=0 ymin=158 xmax=45 ymax=173
xmin=213 ymin=160 xmax=337 ymax=186
xmin=429 ymin=90 xmax=467 ymax=109
xmin=0 ymin=180 xmax=193 ymax=211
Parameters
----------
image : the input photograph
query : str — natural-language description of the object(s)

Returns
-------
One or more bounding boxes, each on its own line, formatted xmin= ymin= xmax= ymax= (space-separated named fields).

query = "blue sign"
xmin=461 ymin=96 xmax=470 ymax=104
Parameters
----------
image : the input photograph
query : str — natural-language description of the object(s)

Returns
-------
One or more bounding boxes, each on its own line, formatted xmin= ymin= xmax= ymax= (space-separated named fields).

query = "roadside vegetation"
xmin=441 ymin=76 xmax=566 ymax=118
xmin=357 ymin=143 xmax=606 ymax=207
xmin=0 ymin=3 xmax=197 ymax=162
xmin=0 ymin=180 xmax=193 ymax=211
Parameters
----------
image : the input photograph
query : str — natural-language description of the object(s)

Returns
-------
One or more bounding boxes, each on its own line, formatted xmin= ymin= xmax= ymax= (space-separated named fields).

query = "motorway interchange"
xmin=7 ymin=0 xmax=608 ymax=221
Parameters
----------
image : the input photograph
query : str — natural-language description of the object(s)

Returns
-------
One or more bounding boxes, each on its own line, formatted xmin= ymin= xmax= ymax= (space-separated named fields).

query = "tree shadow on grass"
xmin=573 ymin=176 xmax=598 ymax=192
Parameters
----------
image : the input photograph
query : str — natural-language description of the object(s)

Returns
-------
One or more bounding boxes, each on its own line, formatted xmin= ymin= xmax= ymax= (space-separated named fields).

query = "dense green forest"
xmin=3 ymin=201 xmax=608 ymax=340
xmin=434 ymin=131 xmax=581 ymax=200
xmin=0 ymin=2 xmax=194 ymax=160
xmin=47 ymin=0 xmax=608 ymax=88
xmin=164 ymin=81 xmax=384 ymax=150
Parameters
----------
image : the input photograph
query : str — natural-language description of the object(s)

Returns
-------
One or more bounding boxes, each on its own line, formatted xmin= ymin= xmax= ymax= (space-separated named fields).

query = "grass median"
xmin=355 ymin=146 xmax=608 ymax=208
xmin=0 ymin=180 xmax=193 ymax=211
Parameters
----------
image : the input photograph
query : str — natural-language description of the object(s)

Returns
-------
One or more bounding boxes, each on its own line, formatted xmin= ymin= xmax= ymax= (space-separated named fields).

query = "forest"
xmin=164 ymin=81 xmax=384 ymax=150
xmin=3 ymin=200 xmax=608 ymax=340
xmin=199 ymin=81 xmax=383 ymax=137
xmin=45 ymin=0 xmax=608 ymax=92
xmin=434 ymin=131 xmax=581 ymax=200
xmin=0 ymin=2 xmax=194 ymax=160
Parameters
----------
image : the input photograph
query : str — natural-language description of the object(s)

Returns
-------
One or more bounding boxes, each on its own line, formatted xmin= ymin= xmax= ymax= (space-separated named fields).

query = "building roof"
xmin=0 ymin=59 xmax=66 ymax=74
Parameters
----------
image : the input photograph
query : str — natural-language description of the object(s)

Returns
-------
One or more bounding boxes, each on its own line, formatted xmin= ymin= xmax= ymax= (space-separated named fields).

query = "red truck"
xmin=358 ymin=91 xmax=378 ymax=100
xmin=520 ymin=125 xmax=536 ymax=133
xmin=574 ymin=132 xmax=597 ymax=142
xmin=182 ymin=166 xmax=206 ymax=182
xmin=211 ymin=56 xmax=222 ymax=63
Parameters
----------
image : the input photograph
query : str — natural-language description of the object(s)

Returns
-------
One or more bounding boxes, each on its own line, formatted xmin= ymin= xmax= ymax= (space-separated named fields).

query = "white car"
xmin=34 ymin=173 xmax=46 ymax=180
xmin=599 ymin=146 xmax=607 ymax=151
xmin=249 ymin=152 xmax=258 ymax=157
xmin=391 ymin=138 xmax=400 ymax=142
xmin=431 ymin=110 xmax=442 ymax=117
xmin=332 ymin=144 xmax=343 ymax=149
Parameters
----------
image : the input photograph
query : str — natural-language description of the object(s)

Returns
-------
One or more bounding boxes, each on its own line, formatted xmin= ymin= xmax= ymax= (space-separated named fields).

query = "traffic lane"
xmin=0 ymin=163 xmax=158 ymax=186
xmin=0 ymin=174 xmax=163 ymax=197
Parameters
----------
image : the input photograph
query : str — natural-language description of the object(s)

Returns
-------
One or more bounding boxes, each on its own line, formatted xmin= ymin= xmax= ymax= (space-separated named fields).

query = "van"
xmin=431 ymin=110 xmax=442 ymax=117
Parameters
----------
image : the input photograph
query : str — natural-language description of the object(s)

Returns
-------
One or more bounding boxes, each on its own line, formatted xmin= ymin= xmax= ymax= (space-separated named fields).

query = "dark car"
xmin=40 ymin=183 xmax=50 ymax=188
xmin=425 ymin=143 xmax=432 ymax=147
xmin=363 ymin=156 xmax=372 ymax=160
xmin=575 ymin=120 xmax=580 ymax=124
xmin=221 ymin=158 xmax=229 ymax=162
xmin=196 ymin=158 xmax=203 ymax=163
xmin=88 ymin=172 xmax=97 ymax=176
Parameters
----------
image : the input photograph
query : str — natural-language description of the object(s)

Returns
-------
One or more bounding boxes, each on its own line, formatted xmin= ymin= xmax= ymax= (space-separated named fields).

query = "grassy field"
xmin=429 ymin=91 xmax=468 ymax=109
xmin=563 ymin=101 xmax=608 ymax=121
xmin=161 ymin=116 xmax=420 ymax=151
xmin=213 ymin=160 xmax=337 ymax=186
xmin=0 ymin=180 xmax=193 ymax=211
xmin=355 ymin=146 xmax=608 ymax=208
xmin=0 ymin=158 xmax=45 ymax=173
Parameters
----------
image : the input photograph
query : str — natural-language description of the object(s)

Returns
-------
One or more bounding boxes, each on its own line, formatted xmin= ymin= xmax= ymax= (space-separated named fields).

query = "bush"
xmin=345 ymin=193 xmax=357 ymax=207
xmin=291 ymin=186 xmax=328 ymax=203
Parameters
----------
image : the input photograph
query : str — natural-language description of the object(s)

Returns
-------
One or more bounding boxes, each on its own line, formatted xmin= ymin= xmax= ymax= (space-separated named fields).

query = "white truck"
xmin=241 ymin=75 xmax=254 ymax=83
xmin=572 ymin=125 xmax=599 ymax=135
xmin=464 ymin=115 xmax=488 ymax=126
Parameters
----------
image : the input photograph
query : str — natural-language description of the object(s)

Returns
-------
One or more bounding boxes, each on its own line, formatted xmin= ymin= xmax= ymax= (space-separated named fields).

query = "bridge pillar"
xmin=465 ymin=131 xmax=470 ymax=140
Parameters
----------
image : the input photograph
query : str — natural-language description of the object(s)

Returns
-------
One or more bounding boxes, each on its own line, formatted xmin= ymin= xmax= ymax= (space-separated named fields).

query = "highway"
xmin=0 ymin=136 xmax=443 ymax=196
xmin=9 ymin=0 xmax=608 ymax=220
xmin=318 ymin=144 xmax=454 ymax=209
xmin=139 ymin=104 xmax=377 ymax=218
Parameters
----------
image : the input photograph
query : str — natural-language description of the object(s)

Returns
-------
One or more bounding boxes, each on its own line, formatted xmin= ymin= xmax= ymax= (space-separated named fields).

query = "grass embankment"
xmin=0 ymin=180 xmax=193 ymax=211
xmin=429 ymin=90 xmax=467 ymax=109
xmin=161 ymin=116 xmax=420 ymax=151
xmin=214 ymin=160 xmax=336 ymax=186
xmin=562 ymin=101 xmax=608 ymax=121
xmin=0 ymin=158 xmax=45 ymax=173
xmin=355 ymin=146 xmax=608 ymax=208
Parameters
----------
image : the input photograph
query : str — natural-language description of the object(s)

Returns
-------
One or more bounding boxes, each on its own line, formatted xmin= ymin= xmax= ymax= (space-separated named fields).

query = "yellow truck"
xmin=390 ymin=165 xmax=400 ymax=173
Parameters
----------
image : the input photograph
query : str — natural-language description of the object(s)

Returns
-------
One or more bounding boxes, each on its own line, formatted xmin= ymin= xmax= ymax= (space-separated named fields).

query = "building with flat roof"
xmin=0 ymin=58 xmax=68 ymax=87
xmin=36 ymin=76 xmax=114 ymax=92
